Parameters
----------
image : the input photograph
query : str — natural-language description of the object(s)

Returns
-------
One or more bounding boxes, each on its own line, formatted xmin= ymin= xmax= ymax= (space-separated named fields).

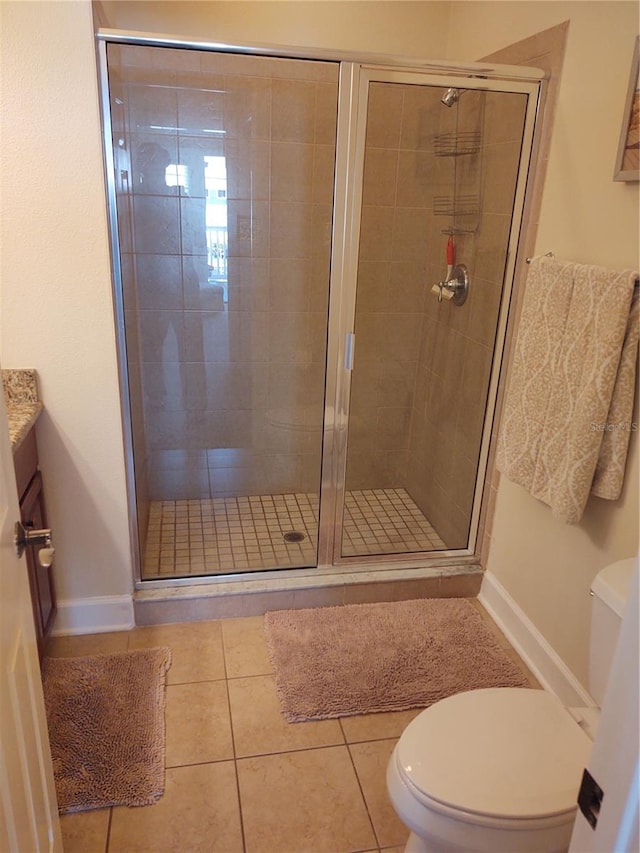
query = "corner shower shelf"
xmin=440 ymin=226 xmax=478 ymax=236
xmin=434 ymin=132 xmax=481 ymax=157
xmin=433 ymin=194 xmax=480 ymax=218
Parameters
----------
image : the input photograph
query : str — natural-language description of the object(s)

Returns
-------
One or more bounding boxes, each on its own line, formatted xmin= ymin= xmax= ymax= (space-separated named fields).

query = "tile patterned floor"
xmin=51 ymin=600 xmax=540 ymax=853
xmin=342 ymin=490 xmax=446 ymax=557
xmin=143 ymin=489 xmax=446 ymax=579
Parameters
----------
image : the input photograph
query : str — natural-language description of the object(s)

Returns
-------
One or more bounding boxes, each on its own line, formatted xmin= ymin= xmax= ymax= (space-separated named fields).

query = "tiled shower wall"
xmin=406 ymin=90 xmax=528 ymax=546
xmin=346 ymin=84 xmax=527 ymax=548
xmin=345 ymin=83 xmax=437 ymax=491
xmin=109 ymin=46 xmax=338 ymax=507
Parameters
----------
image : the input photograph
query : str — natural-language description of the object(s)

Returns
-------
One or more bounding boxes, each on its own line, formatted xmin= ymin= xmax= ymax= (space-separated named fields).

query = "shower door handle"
xmin=344 ymin=332 xmax=355 ymax=371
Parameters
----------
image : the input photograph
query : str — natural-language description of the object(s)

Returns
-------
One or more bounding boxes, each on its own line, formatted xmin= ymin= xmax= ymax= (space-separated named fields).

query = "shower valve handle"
xmin=438 ymin=264 xmax=470 ymax=307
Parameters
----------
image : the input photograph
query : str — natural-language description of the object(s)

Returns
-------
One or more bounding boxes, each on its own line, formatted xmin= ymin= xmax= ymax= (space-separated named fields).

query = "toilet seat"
xmin=395 ymin=688 xmax=592 ymax=823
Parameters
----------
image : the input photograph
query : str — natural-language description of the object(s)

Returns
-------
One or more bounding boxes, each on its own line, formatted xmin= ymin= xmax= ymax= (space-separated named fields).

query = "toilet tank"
xmin=589 ymin=557 xmax=637 ymax=705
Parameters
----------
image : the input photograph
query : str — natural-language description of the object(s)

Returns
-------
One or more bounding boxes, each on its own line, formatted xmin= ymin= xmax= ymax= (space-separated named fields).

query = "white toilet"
xmin=386 ymin=558 xmax=636 ymax=853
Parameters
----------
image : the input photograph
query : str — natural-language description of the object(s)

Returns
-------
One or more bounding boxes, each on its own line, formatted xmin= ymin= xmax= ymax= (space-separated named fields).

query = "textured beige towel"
xmin=498 ymin=257 xmax=639 ymax=523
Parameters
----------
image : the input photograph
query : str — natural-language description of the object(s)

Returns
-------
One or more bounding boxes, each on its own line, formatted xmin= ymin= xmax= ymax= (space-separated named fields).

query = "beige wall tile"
xmin=366 ymin=83 xmax=403 ymax=148
xmin=271 ymin=78 xmax=316 ymax=143
xmin=314 ymin=80 xmax=340 ymax=143
xmin=269 ymin=200 xmax=313 ymax=259
xmin=270 ymin=141 xmax=315 ymax=203
xmin=223 ymin=75 xmax=271 ymax=140
xmin=358 ymin=204 xmax=395 ymax=262
xmin=312 ymin=142 xmax=336 ymax=203
xmin=225 ymin=138 xmax=270 ymax=201
xmin=362 ymin=147 xmax=399 ymax=207
xmin=483 ymin=91 xmax=528 ymax=145
xmin=396 ymin=150 xmax=435 ymax=208
xmin=481 ymin=140 xmax=522 ymax=215
xmin=400 ymin=84 xmax=446 ymax=150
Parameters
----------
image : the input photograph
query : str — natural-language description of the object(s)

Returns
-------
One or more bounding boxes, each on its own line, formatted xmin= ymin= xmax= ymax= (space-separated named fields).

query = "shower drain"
xmin=283 ymin=531 xmax=306 ymax=543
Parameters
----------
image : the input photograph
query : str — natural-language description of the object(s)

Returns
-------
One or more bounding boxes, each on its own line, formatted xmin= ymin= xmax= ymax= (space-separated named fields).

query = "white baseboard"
xmin=479 ymin=571 xmax=594 ymax=708
xmin=52 ymin=594 xmax=134 ymax=636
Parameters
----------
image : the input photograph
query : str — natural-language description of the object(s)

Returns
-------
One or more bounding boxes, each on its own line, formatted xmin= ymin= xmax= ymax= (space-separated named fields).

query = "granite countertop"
xmin=2 ymin=369 xmax=43 ymax=451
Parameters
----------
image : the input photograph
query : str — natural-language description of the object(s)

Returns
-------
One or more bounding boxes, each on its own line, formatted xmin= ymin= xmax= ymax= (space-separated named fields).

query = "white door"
xmin=0 ymin=376 xmax=62 ymax=851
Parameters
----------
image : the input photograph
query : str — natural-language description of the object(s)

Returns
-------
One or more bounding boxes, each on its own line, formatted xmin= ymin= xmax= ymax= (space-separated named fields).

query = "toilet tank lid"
xmin=591 ymin=558 xmax=637 ymax=618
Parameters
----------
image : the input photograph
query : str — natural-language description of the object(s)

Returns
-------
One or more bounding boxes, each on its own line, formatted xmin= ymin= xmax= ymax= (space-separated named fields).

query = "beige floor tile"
xmin=59 ymin=808 xmax=110 ymax=853
xmin=228 ymin=674 xmax=343 ymax=757
xmin=127 ymin=620 xmax=225 ymax=684
xmin=47 ymin=631 xmax=129 ymax=658
xmin=349 ymin=739 xmax=408 ymax=849
xmin=237 ymin=746 xmax=377 ymax=853
xmin=340 ymin=707 xmax=424 ymax=743
xmin=165 ymin=681 xmax=234 ymax=767
xmin=108 ymin=762 xmax=243 ymax=852
xmin=222 ymin=615 xmax=273 ymax=678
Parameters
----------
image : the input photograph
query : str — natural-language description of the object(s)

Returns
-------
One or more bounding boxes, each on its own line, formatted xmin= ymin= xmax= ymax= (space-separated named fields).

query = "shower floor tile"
xmin=143 ymin=488 xmax=445 ymax=579
xmin=341 ymin=489 xmax=446 ymax=556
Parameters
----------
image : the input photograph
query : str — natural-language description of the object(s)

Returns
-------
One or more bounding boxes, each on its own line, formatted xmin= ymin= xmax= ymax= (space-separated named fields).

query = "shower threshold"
xmin=143 ymin=488 xmax=446 ymax=580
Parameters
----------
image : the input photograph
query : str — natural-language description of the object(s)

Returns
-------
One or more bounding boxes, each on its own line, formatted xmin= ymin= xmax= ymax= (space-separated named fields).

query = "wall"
xmin=0 ymin=1 xmax=132 ymax=619
xmin=98 ymin=1 xmax=451 ymax=59
xmin=445 ymin=1 xmax=639 ymax=685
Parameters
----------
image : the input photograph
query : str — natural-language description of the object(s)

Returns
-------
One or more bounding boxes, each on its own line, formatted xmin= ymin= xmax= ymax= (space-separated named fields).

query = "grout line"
xmin=345 ymin=741 xmax=381 ymax=850
xmin=145 ymin=489 xmax=446 ymax=579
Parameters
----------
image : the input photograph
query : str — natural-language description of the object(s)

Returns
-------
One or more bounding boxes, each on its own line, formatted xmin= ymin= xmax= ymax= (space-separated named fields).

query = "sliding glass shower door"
xmin=106 ymin=44 xmax=338 ymax=577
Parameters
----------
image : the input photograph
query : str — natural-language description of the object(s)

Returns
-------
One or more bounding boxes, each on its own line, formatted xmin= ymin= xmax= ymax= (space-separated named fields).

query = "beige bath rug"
xmin=42 ymin=647 xmax=172 ymax=814
xmin=264 ymin=598 xmax=530 ymax=721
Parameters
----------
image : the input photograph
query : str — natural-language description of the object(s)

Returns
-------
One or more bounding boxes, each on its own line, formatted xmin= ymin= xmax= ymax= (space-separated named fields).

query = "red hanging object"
xmin=446 ymin=234 xmax=455 ymax=266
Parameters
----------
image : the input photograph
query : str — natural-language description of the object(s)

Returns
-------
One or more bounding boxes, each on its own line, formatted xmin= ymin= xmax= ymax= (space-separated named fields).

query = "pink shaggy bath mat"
xmin=42 ymin=647 xmax=172 ymax=813
xmin=264 ymin=598 xmax=530 ymax=721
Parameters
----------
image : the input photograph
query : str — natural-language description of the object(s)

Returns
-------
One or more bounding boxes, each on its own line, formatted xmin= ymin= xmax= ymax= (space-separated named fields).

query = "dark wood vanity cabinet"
xmin=14 ymin=427 xmax=56 ymax=659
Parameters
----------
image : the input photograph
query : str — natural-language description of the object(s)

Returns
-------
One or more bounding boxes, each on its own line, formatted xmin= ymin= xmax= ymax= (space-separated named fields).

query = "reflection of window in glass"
xmin=204 ymin=155 xmax=228 ymax=297
xmin=165 ymin=163 xmax=189 ymax=191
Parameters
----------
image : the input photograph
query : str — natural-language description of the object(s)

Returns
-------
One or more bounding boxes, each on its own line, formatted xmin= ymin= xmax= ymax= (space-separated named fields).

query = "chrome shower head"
xmin=441 ymin=87 xmax=460 ymax=108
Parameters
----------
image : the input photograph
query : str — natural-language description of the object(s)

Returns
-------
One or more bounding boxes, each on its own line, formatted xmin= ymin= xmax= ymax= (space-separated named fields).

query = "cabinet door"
xmin=20 ymin=471 xmax=56 ymax=657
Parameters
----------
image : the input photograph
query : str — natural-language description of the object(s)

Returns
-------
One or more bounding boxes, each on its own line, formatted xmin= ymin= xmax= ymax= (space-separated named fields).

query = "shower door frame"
xmin=97 ymin=30 xmax=544 ymax=587
xmin=322 ymin=65 xmax=543 ymax=568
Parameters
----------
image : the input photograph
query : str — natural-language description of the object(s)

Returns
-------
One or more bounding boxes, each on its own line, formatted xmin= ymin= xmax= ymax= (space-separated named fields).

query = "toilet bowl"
xmin=387 ymin=688 xmax=591 ymax=852
xmin=386 ymin=558 xmax=636 ymax=853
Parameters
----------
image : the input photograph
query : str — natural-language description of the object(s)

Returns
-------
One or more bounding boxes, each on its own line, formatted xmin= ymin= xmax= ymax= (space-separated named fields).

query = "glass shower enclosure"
xmin=99 ymin=37 xmax=541 ymax=582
